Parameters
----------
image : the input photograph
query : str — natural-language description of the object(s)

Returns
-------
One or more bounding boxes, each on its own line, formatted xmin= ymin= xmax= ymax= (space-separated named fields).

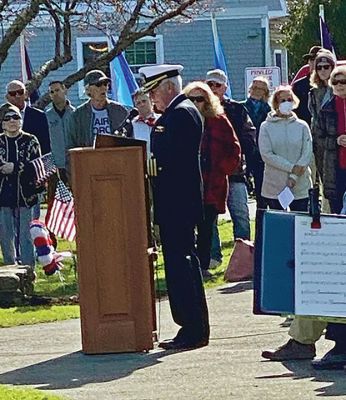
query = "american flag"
xmin=31 ymin=152 xmax=57 ymax=184
xmin=46 ymin=180 xmax=76 ymax=242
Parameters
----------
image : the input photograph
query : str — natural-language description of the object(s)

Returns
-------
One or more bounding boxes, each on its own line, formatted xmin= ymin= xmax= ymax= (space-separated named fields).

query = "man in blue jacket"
xmin=5 ymin=80 xmax=51 ymax=155
xmin=139 ymin=64 xmax=210 ymax=350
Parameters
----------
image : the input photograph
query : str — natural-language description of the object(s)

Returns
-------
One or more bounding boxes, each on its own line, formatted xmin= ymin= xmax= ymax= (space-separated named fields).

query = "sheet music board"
xmin=254 ymin=210 xmax=346 ymax=320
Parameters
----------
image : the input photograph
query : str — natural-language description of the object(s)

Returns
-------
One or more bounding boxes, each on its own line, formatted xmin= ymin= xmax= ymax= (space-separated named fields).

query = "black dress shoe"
xmin=158 ymin=338 xmax=208 ymax=350
xmin=312 ymin=348 xmax=346 ymax=370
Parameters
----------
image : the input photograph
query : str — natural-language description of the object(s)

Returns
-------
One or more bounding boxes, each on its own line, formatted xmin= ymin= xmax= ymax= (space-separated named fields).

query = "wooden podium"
xmin=70 ymin=141 xmax=155 ymax=354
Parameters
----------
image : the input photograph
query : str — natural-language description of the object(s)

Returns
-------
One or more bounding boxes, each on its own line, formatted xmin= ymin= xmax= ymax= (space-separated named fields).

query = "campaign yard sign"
xmin=245 ymin=67 xmax=281 ymax=95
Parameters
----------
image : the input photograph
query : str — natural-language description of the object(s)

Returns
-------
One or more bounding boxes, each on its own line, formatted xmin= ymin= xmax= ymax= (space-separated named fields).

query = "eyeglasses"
xmin=207 ymin=81 xmax=222 ymax=88
xmin=93 ymin=81 xmax=109 ymax=88
xmin=7 ymin=89 xmax=25 ymax=97
xmin=188 ymin=96 xmax=205 ymax=103
xmin=316 ymin=65 xmax=331 ymax=71
xmin=279 ymin=98 xmax=293 ymax=103
xmin=3 ymin=114 xmax=21 ymax=121
xmin=331 ymin=79 xmax=346 ymax=86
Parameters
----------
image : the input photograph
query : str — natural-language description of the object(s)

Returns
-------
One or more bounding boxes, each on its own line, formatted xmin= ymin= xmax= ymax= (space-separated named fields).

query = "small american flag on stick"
xmin=31 ymin=152 xmax=57 ymax=184
xmin=46 ymin=180 xmax=76 ymax=242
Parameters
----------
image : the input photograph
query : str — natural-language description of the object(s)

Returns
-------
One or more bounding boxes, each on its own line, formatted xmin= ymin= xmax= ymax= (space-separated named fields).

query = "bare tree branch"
xmin=29 ymin=0 xmax=208 ymax=108
xmin=0 ymin=0 xmax=9 ymax=15
xmin=0 ymin=0 xmax=45 ymax=66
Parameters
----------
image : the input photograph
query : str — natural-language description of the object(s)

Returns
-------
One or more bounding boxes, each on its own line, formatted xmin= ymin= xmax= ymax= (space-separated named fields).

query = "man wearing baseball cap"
xmin=65 ymin=69 xmax=130 ymax=170
xmin=292 ymin=45 xmax=322 ymax=124
xmin=139 ymin=63 xmax=210 ymax=350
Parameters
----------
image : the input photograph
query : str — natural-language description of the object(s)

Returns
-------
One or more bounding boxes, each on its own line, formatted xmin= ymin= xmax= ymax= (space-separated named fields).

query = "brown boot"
xmin=261 ymin=339 xmax=316 ymax=361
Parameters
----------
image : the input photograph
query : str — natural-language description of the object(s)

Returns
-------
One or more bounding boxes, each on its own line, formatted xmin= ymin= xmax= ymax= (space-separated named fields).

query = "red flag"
xmin=46 ymin=181 xmax=76 ymax=242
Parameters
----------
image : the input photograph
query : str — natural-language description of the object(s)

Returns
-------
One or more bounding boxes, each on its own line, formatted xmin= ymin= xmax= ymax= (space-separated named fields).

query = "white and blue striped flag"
xmin=211 ymin=13 xmax=232 ymax=98
xmin=108 ymin=36 xmax=139 ymax=107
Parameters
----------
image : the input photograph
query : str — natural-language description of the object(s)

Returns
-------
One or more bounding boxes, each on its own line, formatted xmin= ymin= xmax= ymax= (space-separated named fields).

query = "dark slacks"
xmin=252 ymin=161 xmax=267 ymax=210
xmin=263 ymin=197 xmax=309 ymax=212
xmin=196 ymin=204 xmax=218 ymax=271
xmin=159 ymin=218 xmax=210 ymax=344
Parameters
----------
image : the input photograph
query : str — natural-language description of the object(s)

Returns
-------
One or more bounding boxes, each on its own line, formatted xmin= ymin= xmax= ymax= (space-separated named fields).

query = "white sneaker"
xmin=209 ymin=259 xmax=222 ymax=269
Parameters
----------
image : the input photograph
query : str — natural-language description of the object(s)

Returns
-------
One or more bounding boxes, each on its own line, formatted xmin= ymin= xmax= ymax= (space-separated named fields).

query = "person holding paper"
xmin=258 ymin=86 xmax=329 ymax=362
xmin=258 ymin=85 xmax=313 ymax=211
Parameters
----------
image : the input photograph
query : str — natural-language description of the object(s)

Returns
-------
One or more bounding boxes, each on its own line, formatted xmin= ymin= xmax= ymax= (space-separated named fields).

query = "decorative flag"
xmin=211 ymin=13 xmax=232 ymax=98
xmin=108 ymin=36 xmax=139 ymax=107
xmin=30 ymin=220 xmax=64 ymax=276
xmin=319 ymin=5 xmax=336 ymax=58
xmin=19 ymin=34 xmax=41 ymax=104
xmin=30 ymin=152 xmax=57 ymax=185
xmin=46 ymin=181 xmax=76 ymax=242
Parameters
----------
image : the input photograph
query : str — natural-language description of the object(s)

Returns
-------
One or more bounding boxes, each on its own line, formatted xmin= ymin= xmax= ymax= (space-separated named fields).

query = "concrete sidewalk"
xmin=0 ymin=283 xmax=345 ymax=399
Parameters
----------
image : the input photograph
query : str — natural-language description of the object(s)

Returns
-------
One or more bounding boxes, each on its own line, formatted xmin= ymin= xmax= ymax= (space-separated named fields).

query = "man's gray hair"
xmin=6 ymin=80 xmax=26 ymax=93
xmin=165 ymin=75 xmax=182 ymax=93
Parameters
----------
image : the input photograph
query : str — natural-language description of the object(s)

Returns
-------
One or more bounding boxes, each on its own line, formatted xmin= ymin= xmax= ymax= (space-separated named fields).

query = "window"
xmin=76 ymin=36 xmax=164 ymax=98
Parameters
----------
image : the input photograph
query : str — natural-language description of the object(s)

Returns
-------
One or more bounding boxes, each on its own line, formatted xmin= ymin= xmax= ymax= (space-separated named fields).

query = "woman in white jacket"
xmin=258 ymin=85 xmax=313 ymax=211
xmin=260 ymin=86 xmax=319 ymax=364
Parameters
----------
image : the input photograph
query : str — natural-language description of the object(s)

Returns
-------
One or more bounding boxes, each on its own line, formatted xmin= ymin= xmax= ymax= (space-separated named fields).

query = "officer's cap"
xmin=139 ymin=64 xmax=183 ymax=93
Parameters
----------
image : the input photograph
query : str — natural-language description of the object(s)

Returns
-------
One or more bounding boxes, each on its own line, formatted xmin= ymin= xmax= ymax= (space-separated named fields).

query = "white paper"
xmin=278 ymin=186 xmax=294 ymax=209
xmin=295 ymin=215 xmax=346 ymax=317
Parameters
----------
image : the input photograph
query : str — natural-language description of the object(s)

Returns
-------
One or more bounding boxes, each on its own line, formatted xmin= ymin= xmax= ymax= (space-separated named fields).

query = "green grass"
xmin=154 ymin=219 xmax=255 ymax=294
xmin=0 ymin=219 xmax=255 ymax=327
xmin=0 ymin=385 xmax=66 ymax=399
xmin=0 ymin=305 xmax=79 ymax=328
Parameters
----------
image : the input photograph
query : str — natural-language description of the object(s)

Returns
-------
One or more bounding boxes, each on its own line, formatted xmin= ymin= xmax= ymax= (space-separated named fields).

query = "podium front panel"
xmin=70 ymin=147 xmax=154 ymax=354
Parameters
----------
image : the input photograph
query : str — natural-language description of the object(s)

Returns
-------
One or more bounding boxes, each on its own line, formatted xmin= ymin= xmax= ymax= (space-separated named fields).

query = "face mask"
xmin=279 ymin=101 xmax=293 ymax=115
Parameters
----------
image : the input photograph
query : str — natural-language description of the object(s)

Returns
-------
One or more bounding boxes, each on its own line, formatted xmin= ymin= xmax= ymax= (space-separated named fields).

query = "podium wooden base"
xmin=70 ymin=146 xmax=154 ymax=354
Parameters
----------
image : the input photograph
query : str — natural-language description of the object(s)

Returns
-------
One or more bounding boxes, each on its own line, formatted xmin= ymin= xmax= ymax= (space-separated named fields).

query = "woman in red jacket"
xmin=184 ymin=81 xmax=241 ymax=277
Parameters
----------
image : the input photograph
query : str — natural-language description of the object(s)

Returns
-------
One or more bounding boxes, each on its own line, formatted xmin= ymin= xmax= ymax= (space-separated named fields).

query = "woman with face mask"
xmin=258 ymin=85 xmax=313 ymax=211
xmin=259 ymin=87 xmax=317 ymax=364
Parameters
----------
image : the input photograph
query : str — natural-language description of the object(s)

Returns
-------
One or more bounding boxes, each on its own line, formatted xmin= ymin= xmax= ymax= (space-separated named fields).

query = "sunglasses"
xmin=3 ymin=114 xmax=21 ymax=121
xmin=188 ymin=96 xmax=205 ymax=103
xmin=316 ymin=65 xmax=331 ymax=71
xmin=331 ymin=79 xmax=346 ymax=86
xmin=279 ymin=98 xmax=293 ymax=103
xmin=207 ymin=81 xmax=222 ymax=88
xmin=7 ymin=89 xmax=25 ymax=97
xmin=93 ymin=81 xmax=109 ymax=88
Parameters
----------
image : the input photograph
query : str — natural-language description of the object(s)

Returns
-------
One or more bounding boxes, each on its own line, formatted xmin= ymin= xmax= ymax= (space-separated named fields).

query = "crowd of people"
xmin=0 ymin=45 xmax=345 ymax=366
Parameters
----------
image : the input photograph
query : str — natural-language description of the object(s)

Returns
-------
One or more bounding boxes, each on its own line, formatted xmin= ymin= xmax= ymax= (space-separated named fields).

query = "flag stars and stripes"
xmin=31 ymin=152 xmax=57 ymax=184
xmin=46 ymin=181 xmax=76 ymax=242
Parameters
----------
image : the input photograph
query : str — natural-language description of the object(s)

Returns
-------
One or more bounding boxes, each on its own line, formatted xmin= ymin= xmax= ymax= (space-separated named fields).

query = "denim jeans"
xmin=210 ymin=219 xmax=223 ymax=262
xmin=0 ymin=207 xmax=35 ymax=266
xmin=227 ymin=181 xmax=251 ymax=240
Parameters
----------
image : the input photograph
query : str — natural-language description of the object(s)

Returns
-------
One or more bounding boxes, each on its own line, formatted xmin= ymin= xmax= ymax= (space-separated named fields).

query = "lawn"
xmin=0 ymin=385 xmax=66 ymax=399
xmin=0 ymin=219 xmax=255 ymax=327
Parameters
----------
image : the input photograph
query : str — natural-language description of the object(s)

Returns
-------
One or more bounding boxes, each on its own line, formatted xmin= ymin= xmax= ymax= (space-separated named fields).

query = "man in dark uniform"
xmin=292 ymin=45 xmax=322 ymax=125
xmin=139 ymin=64 xmax=209 ymax=350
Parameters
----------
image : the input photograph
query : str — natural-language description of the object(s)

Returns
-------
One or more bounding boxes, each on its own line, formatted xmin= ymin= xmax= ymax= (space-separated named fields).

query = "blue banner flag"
xmin=211 ymin=13 xmax=232 ymax=98
xmin=108 ymin=37 xmax=139 ymax=107
xmin=319 ymin=16 xmax=336 ymax=56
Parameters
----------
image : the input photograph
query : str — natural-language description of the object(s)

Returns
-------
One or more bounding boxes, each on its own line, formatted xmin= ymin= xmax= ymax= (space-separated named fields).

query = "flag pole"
xmin=19 ymin=34 xmax=28 ymax=83
xmin=319 ymin=4 xmax=325 ymax=46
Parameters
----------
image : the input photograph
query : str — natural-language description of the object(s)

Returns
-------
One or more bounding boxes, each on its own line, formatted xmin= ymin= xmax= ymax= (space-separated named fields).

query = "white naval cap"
xmin=139 ymin=64 xmax=184 ymax=92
